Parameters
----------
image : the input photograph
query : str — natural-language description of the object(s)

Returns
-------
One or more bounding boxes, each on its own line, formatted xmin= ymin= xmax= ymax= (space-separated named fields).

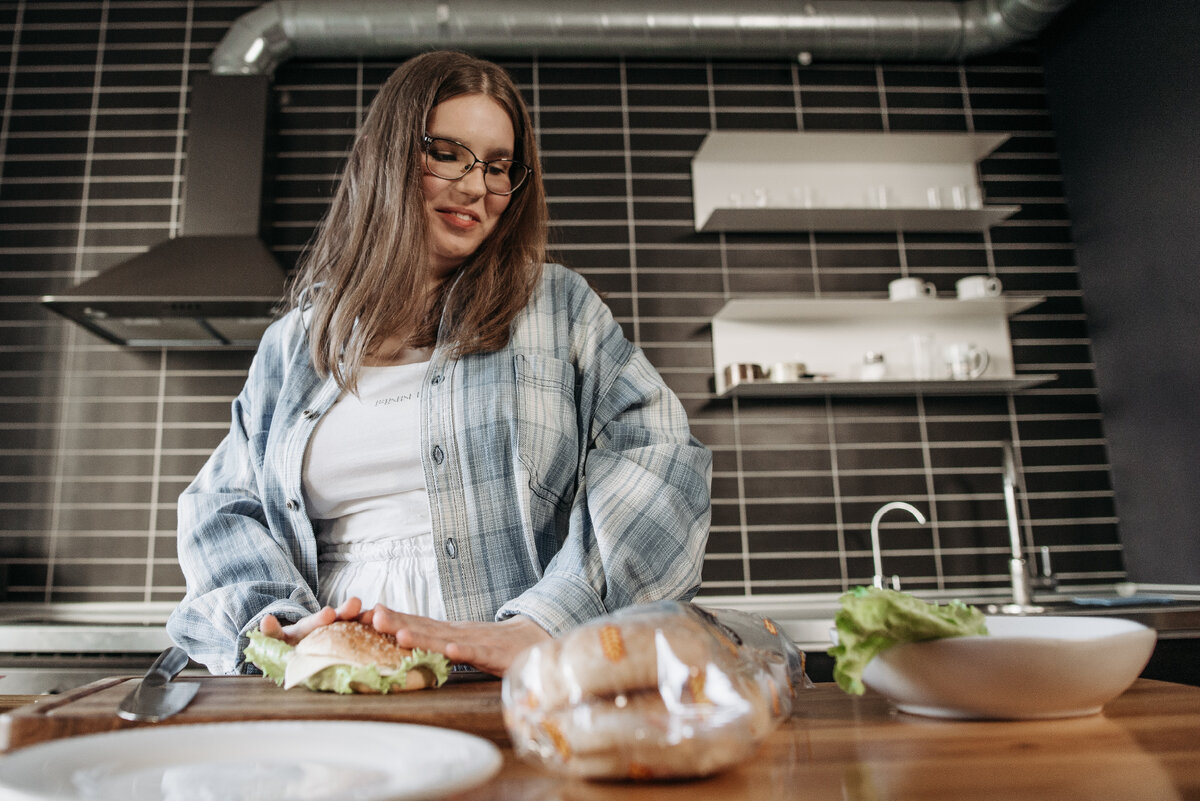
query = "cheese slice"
xmin=283 ymin=653 xmax=396 ymax=690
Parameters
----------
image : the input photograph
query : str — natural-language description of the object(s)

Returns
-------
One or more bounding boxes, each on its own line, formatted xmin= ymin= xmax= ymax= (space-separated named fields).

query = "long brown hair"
xmin=289 ymin=51 xmax=548 ymax=392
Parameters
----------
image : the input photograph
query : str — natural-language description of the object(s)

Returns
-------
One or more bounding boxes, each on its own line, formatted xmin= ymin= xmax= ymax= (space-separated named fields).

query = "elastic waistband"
xmin=317 ymin=535 xmax=434 ymax=563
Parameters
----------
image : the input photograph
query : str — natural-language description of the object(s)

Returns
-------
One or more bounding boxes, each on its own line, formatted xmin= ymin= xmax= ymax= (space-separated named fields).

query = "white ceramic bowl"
xmin=861 ymin=615 xmax=1157 ymax=720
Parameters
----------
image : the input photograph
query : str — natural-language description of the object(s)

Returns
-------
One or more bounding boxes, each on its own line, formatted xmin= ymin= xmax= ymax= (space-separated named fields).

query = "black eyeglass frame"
xmin=421 ymin=134 xmax=531 ymax=196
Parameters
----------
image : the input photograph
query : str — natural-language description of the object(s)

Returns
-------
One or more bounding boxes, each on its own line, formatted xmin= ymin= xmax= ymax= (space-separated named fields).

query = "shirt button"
xmin=286 ymin=499 xmax=299 ymax=511
xmin=302 ymin=409 xmax=317 ymax=419
xmin=431 ymin=445 xmax=444 ymax=464
xmin=430 ymin=374 xmax=443 ymax=385
xmin=444 ymin=538 xmax=458 ymax=559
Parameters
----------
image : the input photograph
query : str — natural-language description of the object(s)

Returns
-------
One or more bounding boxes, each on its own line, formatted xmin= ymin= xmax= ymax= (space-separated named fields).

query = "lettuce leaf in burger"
xmin=244 ymin=620 xmax=450 ymax=694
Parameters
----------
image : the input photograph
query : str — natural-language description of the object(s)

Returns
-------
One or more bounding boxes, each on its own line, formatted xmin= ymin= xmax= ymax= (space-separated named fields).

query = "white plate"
xmin=0 ymin=720 xmax=502 ymax=801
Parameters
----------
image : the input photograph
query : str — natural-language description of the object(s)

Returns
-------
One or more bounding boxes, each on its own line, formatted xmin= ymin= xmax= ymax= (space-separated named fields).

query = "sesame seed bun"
xmin=295 ymin=621 xmax=439 ymax=692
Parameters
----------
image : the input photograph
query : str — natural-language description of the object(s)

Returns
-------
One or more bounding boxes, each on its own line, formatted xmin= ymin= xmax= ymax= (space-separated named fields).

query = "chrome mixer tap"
xmin=998 ymin=441 xmax=1044 ymax=614
xmin=870 ymin=501 xmax=927 ymax=591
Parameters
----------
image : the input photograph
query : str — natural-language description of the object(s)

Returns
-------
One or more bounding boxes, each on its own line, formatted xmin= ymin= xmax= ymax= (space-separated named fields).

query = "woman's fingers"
xmin=280 ymin=606 xmax=336 ymax=643
xmin=368 ymin=607 xmax=432 ymax=650
xmin=259 ymin=613 xmax=284 ymax=639
xmin=364 ymin=605 xmax=550 ymax=676
xmin=258 ymin=597 xmax=366 ymax=646
xmin=442 ymin=639 xmax=480 ymax=667
xmin=334 ymin=597 xmax=362 ymax=621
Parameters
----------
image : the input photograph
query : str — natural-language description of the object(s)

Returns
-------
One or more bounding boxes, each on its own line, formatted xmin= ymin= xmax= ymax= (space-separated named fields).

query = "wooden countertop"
xmin=4 ymin=678 xmax=1200 ymax=799
xmin=458 ymin=679 xmax=1200 ymax=801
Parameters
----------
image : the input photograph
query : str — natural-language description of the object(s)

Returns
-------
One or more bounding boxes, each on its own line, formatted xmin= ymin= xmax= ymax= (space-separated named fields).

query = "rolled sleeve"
xmin=166 ymin=312 xmax=326 ymax=673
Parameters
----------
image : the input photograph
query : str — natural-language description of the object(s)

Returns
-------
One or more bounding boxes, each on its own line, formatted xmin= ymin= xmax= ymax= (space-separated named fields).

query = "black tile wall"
xmin=0 ymin=1 xmax=1120 ymax=605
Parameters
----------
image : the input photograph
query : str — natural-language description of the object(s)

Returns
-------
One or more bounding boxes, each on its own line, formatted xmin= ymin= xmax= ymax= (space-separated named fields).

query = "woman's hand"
xmin=361 ymin=604 xmax=551 ymax=676
xmin=259 ymin=597 xmax=363 ymax=646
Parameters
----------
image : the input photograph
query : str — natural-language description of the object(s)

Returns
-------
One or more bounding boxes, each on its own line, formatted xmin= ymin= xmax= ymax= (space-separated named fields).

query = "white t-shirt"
xmin=302 ymin=362 xmax=445 ymax=619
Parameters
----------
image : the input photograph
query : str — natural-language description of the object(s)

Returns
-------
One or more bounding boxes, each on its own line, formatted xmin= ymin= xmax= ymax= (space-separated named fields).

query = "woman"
xmin=166 ymin=51 xmax=712 ymax=677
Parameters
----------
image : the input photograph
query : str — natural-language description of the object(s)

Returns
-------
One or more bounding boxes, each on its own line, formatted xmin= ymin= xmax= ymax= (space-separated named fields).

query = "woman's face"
xmin=421 ymin=93 xmax=516 ymax=278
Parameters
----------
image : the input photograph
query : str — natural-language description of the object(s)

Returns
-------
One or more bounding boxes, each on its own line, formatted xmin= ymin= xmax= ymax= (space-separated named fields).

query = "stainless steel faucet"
xmin=998 ymin=441 xmax=1044 ymax=614
xmin=870 ymin=501 xmax=927 ymax=591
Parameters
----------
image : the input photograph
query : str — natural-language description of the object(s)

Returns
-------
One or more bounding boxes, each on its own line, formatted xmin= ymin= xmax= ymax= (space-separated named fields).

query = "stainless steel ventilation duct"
xmin=210 ymin=0 xmax=1075 ymax=76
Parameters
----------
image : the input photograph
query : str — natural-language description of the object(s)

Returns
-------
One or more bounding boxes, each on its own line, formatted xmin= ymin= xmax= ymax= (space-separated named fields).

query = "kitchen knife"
xmin=116 ymin=646 xmax=199 ymax=722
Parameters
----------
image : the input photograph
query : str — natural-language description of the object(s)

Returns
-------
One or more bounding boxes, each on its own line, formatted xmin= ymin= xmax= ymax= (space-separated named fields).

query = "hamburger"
xmin=244 ymin=620 xmax=450 ymax=694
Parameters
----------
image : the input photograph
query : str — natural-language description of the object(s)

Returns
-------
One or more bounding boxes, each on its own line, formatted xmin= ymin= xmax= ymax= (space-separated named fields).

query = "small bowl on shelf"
xmin=861 ymin=615 xmax=1156 ymax=720
xmin=766 ymin=361 xmax=807 ymax=383
xmin=723 ymin=362 xmax=765 ymax=388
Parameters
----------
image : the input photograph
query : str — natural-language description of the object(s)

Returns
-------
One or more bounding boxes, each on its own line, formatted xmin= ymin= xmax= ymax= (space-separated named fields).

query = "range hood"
xmin=41 ymin=74 xmax=287 ymax=348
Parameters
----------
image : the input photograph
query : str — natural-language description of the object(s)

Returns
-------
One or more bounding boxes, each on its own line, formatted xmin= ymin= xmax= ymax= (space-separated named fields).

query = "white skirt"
xmin=316 ymin=534 xmax=447 ymax=620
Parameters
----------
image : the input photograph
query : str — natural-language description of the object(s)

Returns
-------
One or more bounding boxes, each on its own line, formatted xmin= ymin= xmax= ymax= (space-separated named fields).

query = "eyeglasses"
xmin=421 ymin=134 xmax=530 ymax=196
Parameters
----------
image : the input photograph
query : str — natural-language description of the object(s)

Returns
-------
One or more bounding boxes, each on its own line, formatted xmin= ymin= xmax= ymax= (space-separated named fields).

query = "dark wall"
xmin=0 ymin=1 xmax=1121 ymax=604
xmin=1041 ymin=0 xmax=1200 ymax=583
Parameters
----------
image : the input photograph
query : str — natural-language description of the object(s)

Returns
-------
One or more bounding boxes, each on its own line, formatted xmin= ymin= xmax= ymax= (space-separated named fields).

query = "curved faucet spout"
xmin=870 ymin=501 xmax=927 ymax=590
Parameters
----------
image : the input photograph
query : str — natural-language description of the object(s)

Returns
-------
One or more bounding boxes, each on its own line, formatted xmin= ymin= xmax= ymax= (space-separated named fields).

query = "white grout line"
xmin=0 ymin=0 xmax=24 ymax=191
xmin=617 ymin=58 xmax=641 ymax=345
xmin=823 ymin=396 xmax=850 ymax=591
xmin=142 ymin=347 xmax=168 ymax=601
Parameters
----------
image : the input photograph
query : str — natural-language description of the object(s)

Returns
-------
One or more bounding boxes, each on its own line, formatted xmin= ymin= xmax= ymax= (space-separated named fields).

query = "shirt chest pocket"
xmin=514 ymin=353 xmax=580 ymax=508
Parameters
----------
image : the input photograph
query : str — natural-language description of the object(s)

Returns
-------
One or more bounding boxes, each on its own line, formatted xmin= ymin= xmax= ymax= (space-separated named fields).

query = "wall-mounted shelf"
xmin=692 ymin=132 xmax=1019 ymax=233
xmin=723 ymin=376 xmax=1058 ymax=398
xmin=701 ymin=206 xmax=1021 ymax=233
xmin=716 ymin=296 xmax=1045 ymax=321
xmin=712 ymin=296 xmax=1055 ymax=397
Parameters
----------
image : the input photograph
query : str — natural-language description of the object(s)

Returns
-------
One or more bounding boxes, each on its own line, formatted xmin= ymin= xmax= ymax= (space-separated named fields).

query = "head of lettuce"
xmin=828 ymin=587 xmax=988 ymax=695
xmin=244 ymin=620 xmax=450 ymax=694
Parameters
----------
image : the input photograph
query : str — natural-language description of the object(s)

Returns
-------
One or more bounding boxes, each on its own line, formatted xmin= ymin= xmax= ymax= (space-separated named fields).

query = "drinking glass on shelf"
xmin=910 ymin=333 xmax=937 ymax=380
xmin=866 ymin=185 xmax=890 ymax=209
xmin=947 ymin=185 xmax=984 ymax=210
xmin=791 ymin=186 xmax=817 ymax=208
xmin=949 ymin=185 xmax=967 ymax=210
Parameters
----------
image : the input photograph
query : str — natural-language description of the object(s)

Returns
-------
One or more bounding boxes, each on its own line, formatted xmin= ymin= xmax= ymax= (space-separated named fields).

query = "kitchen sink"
xmin=700 ymin=583 xmax=1200 ymax=686
xmin=701 ymin=583 xmax=1200 ymax=651
xmin=0 ymin=602 xmax=178 ymax=695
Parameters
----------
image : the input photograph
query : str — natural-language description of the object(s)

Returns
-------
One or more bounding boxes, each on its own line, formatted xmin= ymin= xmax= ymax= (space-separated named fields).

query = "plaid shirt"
xmin=166 ymin=264 xmax=712 ymax=674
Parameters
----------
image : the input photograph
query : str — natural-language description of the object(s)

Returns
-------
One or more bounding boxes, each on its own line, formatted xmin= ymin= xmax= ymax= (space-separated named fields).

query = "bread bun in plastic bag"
xmin=502 ymin=601 xmax=812 ymax=780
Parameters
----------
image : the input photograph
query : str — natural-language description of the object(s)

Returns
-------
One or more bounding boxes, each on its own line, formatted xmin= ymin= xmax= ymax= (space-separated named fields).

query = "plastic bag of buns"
xmin=502 ymin=600 xmax=812 ymax=781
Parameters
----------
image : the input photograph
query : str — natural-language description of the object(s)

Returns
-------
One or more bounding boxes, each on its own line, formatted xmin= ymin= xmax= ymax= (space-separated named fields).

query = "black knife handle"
xmin=145 ymin=646 xmax=189 ymax=684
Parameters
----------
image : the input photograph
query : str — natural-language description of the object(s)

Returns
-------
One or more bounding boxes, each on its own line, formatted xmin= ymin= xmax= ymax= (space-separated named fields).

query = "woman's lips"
xmin=437 ymin=208 xmax=480 ymax=229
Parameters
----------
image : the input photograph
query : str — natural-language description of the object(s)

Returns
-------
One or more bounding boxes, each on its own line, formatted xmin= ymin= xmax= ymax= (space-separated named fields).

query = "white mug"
xmin=944 ymin=343 xmax=989 ymax=380
xmin=956 ymin=275 xmax=1003 ymax=300
xmin=889 ymin=277 xmax=936 ymax=301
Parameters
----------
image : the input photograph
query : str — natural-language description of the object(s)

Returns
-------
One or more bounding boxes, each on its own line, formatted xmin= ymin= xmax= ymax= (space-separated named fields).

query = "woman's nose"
xmin=455 ymin=163 xmax=488 ymax=195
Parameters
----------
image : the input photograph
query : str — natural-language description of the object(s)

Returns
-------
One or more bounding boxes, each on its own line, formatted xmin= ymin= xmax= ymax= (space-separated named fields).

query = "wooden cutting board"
xmin=0 ymin=674 xmax=507 ymax=752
